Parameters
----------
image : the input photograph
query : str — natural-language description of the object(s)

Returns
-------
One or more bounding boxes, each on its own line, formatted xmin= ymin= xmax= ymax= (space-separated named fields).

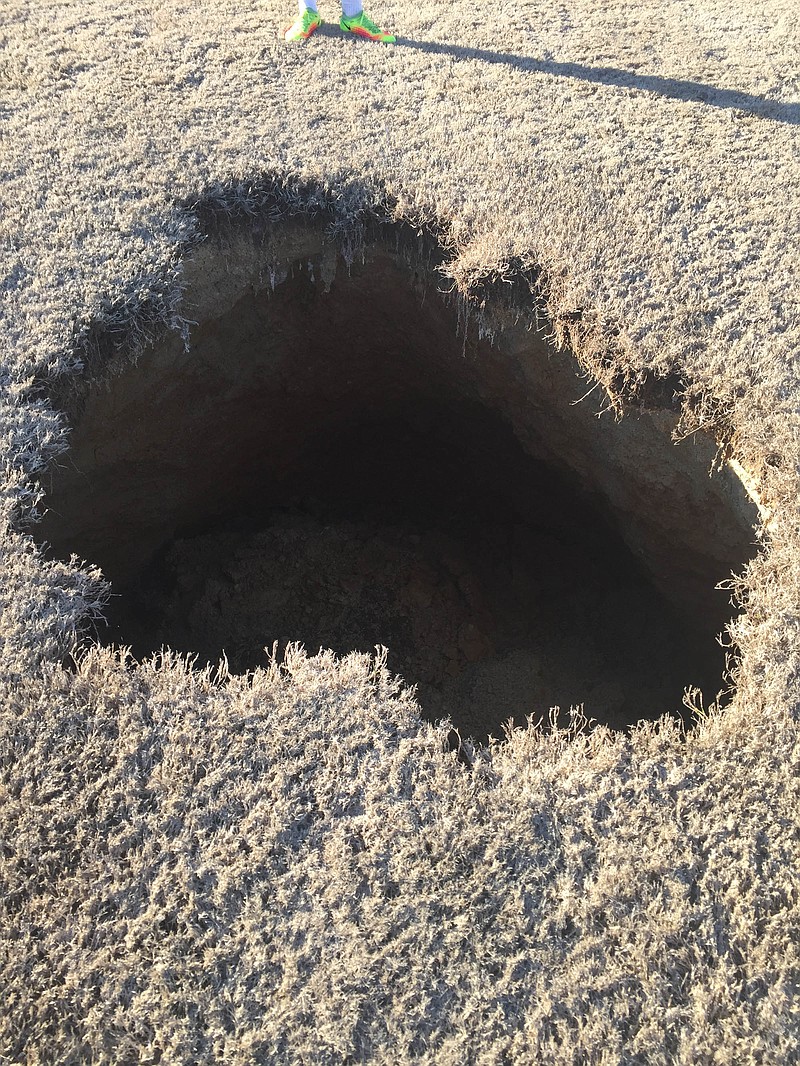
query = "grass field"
xmin=1 ymin=1 xmax=799 ymax=1061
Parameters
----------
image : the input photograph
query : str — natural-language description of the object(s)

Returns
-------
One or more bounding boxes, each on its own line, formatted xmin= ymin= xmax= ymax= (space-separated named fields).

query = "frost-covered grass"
xmin=2 ymin=646 xmax=798 ymax=1063
xmin=1 ymin=0 xmax=799 ymax=1061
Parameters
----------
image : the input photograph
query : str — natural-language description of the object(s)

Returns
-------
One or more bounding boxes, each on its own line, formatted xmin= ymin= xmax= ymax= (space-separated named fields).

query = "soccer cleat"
xmin=339 ymin=10 xmax=395 ymax=42
xmin=283 ymin=9 xmax=322 ymax=41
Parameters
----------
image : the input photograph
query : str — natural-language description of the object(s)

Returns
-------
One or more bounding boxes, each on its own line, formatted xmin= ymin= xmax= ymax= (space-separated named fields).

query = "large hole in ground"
xmin=38 ymin=221 xmax=759 ymax=738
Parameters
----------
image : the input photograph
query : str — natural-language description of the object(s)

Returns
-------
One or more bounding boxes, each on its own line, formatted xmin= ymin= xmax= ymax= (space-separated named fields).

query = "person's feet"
xmin=339 ymin=11 xmax=395 ymax=42
xmin=283 ymin=9 xmax=322 ymax=41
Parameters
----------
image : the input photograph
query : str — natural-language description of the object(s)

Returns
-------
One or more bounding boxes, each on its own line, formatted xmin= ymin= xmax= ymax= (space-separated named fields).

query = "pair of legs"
xmin=284 ymin=1 xmax=395 ymax=42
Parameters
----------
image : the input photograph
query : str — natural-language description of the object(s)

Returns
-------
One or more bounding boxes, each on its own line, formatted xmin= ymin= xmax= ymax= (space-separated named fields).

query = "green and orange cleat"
xmin=283 ymin=9 xmax=323 ymax=41
xmin=340 ymin=11 xmax=395 ymax=42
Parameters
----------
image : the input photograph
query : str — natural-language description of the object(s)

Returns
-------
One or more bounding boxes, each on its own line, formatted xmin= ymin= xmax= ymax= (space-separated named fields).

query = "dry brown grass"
xmin=2 ymin=0 xmax=800 ymax=1061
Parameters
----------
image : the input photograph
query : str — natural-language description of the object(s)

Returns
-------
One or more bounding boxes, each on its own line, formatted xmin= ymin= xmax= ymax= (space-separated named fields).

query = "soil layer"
xmin=40 ymin=225 xmax=758 ymax=737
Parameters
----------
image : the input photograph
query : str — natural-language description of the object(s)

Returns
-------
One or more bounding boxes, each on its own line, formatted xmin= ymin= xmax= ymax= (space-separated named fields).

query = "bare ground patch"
xmin=37 ymin=220 xmax=759 ymax=736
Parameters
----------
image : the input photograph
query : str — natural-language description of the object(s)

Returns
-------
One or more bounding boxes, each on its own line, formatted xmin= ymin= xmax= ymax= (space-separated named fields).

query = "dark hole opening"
xmin=37 ymin=224 xmax=758 ymax=740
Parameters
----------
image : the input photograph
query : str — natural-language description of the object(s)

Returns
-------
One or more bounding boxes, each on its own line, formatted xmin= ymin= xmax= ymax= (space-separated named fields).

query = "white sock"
xmin=341 ymin=0 xmax=362 ymax=17
xmin=298 ymin=0 xmax=318 ymax=13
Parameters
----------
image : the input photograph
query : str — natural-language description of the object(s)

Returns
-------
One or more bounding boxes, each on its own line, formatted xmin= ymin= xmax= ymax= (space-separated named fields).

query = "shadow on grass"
xmin=399 ymin=38 xmax=800 ymax=124
xmin=320 ymin=24 xmax=798 ymax=125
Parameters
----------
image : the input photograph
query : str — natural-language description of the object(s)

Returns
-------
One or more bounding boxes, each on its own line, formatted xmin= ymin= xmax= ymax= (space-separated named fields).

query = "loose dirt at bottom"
xmin=109 ymin=502 xmax=725 ymax=738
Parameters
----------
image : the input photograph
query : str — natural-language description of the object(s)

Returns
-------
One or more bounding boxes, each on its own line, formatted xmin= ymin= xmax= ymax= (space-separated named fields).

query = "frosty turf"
xmin=2 ymin=1 xmax=799 ymax=1062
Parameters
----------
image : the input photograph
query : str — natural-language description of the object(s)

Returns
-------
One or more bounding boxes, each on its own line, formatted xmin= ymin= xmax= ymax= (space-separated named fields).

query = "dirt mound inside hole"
xmin=39 ymin=221 xmax=759 ymax=738
xmin=107 ymin=402 xmax=720 ymax=737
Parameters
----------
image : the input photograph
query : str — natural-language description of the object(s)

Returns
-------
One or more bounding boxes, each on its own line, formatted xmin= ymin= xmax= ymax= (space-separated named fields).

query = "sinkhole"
xmin=38 ymin=221 xmax=760 ymax=739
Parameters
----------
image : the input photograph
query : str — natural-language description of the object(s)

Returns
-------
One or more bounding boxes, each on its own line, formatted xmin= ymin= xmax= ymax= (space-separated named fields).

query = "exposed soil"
xmin=105 ymin=401 xmax=728 ymax=739
xmin=112 ymin=507 xmax=718 ymax=739
xmin=40 ymin=223 xmax=758 ymax=739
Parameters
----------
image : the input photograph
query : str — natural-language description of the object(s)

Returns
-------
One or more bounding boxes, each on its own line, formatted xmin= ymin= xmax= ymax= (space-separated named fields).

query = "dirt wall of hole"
xmin=37 ymin=221 xmax=760 ymax=734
